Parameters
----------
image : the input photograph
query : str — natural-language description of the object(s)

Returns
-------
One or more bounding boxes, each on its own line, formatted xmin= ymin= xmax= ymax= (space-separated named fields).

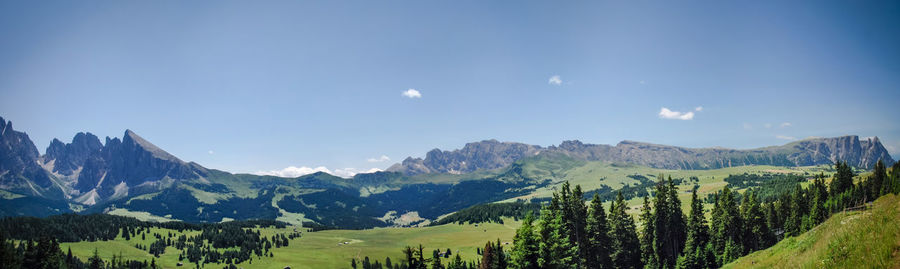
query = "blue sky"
xmin=1 ymin=1 xmax=898 ymax=177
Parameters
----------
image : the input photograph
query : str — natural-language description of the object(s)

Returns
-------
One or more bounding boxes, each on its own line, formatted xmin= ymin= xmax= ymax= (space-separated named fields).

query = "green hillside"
xmin=725 ymin=194 xmax=900 ymax=268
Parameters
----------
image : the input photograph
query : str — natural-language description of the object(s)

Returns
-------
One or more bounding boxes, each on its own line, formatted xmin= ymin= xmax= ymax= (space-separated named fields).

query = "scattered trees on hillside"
xmin=0 ymin=234 xmax=160 ymax=269
xmin=507 ymin=159 xmax=897 ymax=269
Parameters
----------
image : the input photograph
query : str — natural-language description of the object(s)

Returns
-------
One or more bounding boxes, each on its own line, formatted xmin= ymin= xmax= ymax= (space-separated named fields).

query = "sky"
xmin=1 ymin=1 xmax=898 ymax=177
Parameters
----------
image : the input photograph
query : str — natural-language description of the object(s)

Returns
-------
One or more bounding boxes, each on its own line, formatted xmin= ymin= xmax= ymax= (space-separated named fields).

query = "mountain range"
xmin=388 ymin=136 xmax=893 ymax=174
xmin=0 ymin=115 xmax=894 ymax=228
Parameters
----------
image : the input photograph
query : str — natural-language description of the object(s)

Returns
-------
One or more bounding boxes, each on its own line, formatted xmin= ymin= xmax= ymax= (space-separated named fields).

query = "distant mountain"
xmin=388 ymin=136 xmax=895 ymax=174
xmin=387 ymin=139 xmax=542 ymax=175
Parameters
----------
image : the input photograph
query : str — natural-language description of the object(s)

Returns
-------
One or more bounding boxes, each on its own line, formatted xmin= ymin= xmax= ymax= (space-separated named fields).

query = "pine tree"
xmin=88 ymin=248 xmax=104 ymax=269
xmin=510 ymin=212 xmax=539 ymax=269
xmin=495 ymin=238 xmax=507 ymax=269
xmin=892 ymin=161 xmax=900 ymax=194
xmin=416 ymin=245 xmax=427 ymax=269
xmin=829 ymin=162 xmax=855 ymax=197
xmin=677 ymin=188 xmax=710 ymax=269
xmin=873 ymin=159 xmax=888 ymax=196
xmin=0 ymin=233 xmax=21 ymax=269
xmin=764 ymin=202 xmax=780 ymax=242
xmin=711 ymin=187 xmax=743 ymax=265
xmin=639 ymin=196 xmax=658 ymax=269
xmin=448 ymin=254 xmax=465 ymax=269
xmin=784 ymin=185 xmax=805 ymax=236
xmin=741 ymin=190 xmax=771 ymax=251
xmin=537 ymin=206 xmax=577 ymax=269
xmin=808 ymin=174 xmax=829 ymax=227
xmin=651 ymin=177 xmax=669 ymax=269
xmin=663 ymin=176 xmax=687 ymax=268
xmin=709 ymin=193 xmax=723 ymax=258
xmin=568 ymin=184 xmax=589 ymax=267
xmin=585 ymin=193 xmax=613 ymax=269
xmin=609 ymin=192 xmax=642 ymax=269
xmin=66 ymin=246 xmax=75 ymax=268
xmin=432 ymin=249 xmax=445 ymax=269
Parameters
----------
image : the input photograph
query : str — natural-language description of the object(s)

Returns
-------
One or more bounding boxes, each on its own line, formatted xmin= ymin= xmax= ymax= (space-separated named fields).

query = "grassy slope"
xmin=507 ymin=161 xmax=829 ymax=216
xmin=725 ymin=194 xmax=900 ymax=269
xmin=62 ymin=218 xmax=519 ymax=269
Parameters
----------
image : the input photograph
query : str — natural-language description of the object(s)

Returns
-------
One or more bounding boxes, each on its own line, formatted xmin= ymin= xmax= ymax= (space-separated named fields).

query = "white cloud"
xmin=255 ymin=166 xmax=332 ymax=178
xmin=255 ymin=166 xmax=384 ymax=178
xmin=658 ymin=107 xmax=695 ymax=120
xmin=401 ymin=89 xmax=421 ymax=98
xmin=367 ymin=155 xmax=391 ymax=163
xmin=764 ymin=123 xmax=772 ymax=128
xmin=776 ymin=135 xmax=797 ymax=140
xmin=694 ymin=106 xmax=703 ymax=112
xmin=639 ymin=80 xmax=646 ymax=84
xmin=548 ymin=75 xmax=562 ymax=85
xmin=743 ymin=123 xmax=753 ymax=130
xmin=208 ymin=150 xmax=214 ymax=155
xmin=333 ymin=168 xmax=383 ymax=178
xmin=780 ymin=122 xmax=792 ymax=128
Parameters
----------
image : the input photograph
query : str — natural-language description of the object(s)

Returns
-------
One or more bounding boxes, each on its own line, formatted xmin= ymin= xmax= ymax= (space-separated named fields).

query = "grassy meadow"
xmin=62 ymin=218 xmax=520 ymax=269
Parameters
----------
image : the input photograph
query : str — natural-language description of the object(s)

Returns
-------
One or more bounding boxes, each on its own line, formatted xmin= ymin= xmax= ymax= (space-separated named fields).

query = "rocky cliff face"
xmin=43 ymin=132 xmax=103 ymax=176
xmin=0 ymin=117 xmax=58 ymax=196
xmin=72 ymin=130 xmax=208 ymax=203
xmin=786 ymin=136 xmax=893 ymax=169
xmin=387 ymin=139 xmax=543 ymax=175
xmin=389 ymin=136 xmax=895 ymax=174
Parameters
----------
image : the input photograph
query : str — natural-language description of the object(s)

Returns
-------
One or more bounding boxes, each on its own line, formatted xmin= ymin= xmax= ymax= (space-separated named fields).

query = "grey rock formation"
xmin=0 ymin=117 xmax=57 ymax=196
xmin=389 ymin=136 xmax=895 ymax=175
xmin=388 ymin=139 xmax=542 ymax=175
xmin=43 ymin=132 xmax=103 ymax=176
xmin=75 ymin=130 xmax=208 ymax=199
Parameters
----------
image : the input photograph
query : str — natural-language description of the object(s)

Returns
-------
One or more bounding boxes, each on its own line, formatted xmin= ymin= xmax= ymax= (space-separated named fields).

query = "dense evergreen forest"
xmin=357 ymin=160 xmax=900 ymax=269
xmin=0 ymin=214 xmax=298 ymax=268
xmin=431 ymin=202 xmax=542 ymax=225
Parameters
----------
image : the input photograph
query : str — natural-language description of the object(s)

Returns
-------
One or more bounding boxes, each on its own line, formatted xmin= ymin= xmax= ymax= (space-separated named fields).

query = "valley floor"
xmin=62 ymin=218 xmax=520 ymax=269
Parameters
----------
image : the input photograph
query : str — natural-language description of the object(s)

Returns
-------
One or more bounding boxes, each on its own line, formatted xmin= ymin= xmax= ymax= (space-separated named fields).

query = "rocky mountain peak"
xmin=0 ymin=116 xmax=55 ymax=195
xmin=43 ymin=132 xmax=103 ymax=176
xmin=123 ymin=130 xmax=182 ymax=163
xmin=68 ymin=129 xmax=207 ymax=203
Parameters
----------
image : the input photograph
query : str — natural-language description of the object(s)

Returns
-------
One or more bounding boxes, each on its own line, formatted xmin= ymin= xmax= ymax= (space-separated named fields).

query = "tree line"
xmin=431 ymin=201 xmax=542 ymax=226
xmin=503 ymin=160 xmax=900 ymax=269
xmin=0 ymin=234 xmax=160 ymax=269
xmin=0 ymin=213 xmax=286 ymax=242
